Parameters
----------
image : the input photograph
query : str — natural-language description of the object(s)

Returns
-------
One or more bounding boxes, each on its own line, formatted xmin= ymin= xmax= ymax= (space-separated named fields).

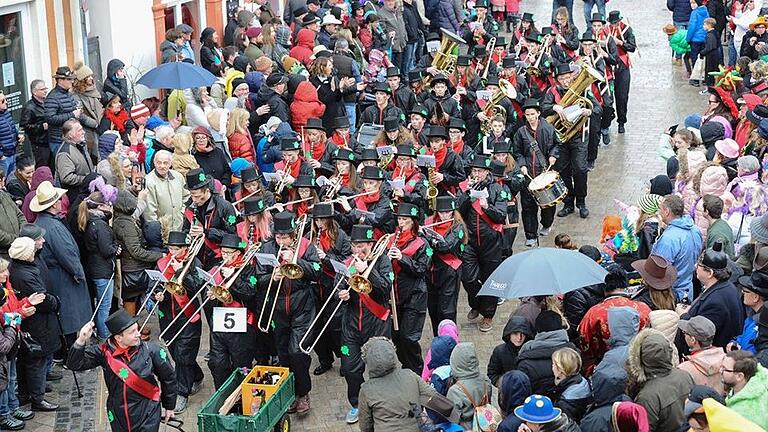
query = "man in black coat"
xmin=420 ymin=75 xmax=460 ymax=124
xmin=359 ymin=82 xmax=406 ymax=127
xmin=43 ymin=67 xmax=80 ymax=159
xmin=605 ymin=11 xmax=636 ymax=134
xmin=487 ymin=315 xmax=535 ymax=385
xmin=253 ymin=73 xmax=291 ymax=129
xmin=425 ymin=126 xmax=466 ymax=197
xmin=20 ymin=80 xmax=49 ymax=167
xmin=68 ymin=311 xmax=176 ymax=432
xmin=386 ymin=67 xmax=418 ymax=116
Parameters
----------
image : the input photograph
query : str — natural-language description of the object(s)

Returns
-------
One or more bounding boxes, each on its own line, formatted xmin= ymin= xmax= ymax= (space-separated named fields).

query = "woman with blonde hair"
xmin=171 ymin=133 xmax=199 ymax=176
xmin=551 ymin=346 xmax=592 ymax=422
xmin=226 ymin=108 xmax=255 ymax=163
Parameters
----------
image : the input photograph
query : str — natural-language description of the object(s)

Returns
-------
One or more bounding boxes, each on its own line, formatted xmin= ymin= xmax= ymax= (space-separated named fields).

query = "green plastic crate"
xmin=198 ymin=368 xmax=295 ymax=432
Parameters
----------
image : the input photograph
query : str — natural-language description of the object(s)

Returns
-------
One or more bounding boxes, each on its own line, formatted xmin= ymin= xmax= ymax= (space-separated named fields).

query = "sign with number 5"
xmin=212 ymin=307 xmax=247 ymax=333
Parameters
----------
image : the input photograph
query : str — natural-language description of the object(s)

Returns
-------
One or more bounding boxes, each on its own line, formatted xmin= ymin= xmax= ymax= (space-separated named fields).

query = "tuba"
xmin=423 ymin=29 xmax=466 ymax=88
xmin=545 ymin=63 xmax=605 ymax=143
xmin=165 ymin=235 xmax=205 ymax=296
xmin=480 ymin=79 xmax=518 ymax=135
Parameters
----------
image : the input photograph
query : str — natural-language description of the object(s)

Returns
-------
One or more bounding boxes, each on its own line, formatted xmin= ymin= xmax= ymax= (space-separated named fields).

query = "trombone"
xmin=258 ymin=214 xmax=309 ymax=332
xmin=298 ymin=233 xmax=394 ymax=354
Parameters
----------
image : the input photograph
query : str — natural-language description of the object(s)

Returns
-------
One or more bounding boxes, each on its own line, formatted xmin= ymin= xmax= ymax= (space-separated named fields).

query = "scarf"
xmin=292 ymin=199 xmax=310 ymax=217
xmin=395 ymin=228 xmax=416 ymax=250
xmin=339 ymin=172 xmax=351 ymax=187
xmin=451 ymin=139 xmax=465 ymax=156
xmin=319 ymin=229 xmax=333 ymax=252
xmin=331 ymin=132 xmax=350 ymax=148
xmin=309 ymin=139 xmax=327 ymax=161
xmin=426 ymin=216 xmax=452 ymax=237
xmin=356 ymin=190 xmax=381 ymax=211
xmin=393 ymin=165 xmax=416 ymax=181
xmin=286 ymin=157 xmax=303 ymax=179
xmin=430 ymin=146 xmax=448 ymax=170
xmin=105 ymin=108 xmax=130 ymax=134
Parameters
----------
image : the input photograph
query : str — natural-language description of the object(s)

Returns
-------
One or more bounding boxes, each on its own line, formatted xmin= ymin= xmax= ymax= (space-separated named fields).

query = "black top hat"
xmin=434 ymin=196 xmax=457 ymax=213
xmin=280 ymin=136 xmax=302 ymax=151
xmin=525 ymin=31 xmax=542 ymax=43
xmin=333 ymin=148 xmax=357 ymax=163
xmin=383 ymin=116 xmax=400 ymax=132
xmin=474 ymin=46 xmax=487 ymax=58
xmin=242 ymin=196 xmax=268 ymax=216
xmin=240 ymin=166 xmax=261 ymax=184
xmin=486 ymin=76 xmax=500 ymax=87
xmin=410 ymin=104 xmax=429 ymax=118
xmin=475 ymin=0 xmax=489 ymax=8
xmin=430 ymin=74 xmax=450 ymax=86
xmin=312 ymin=202 xmax=335 ymax=218
xmin=491 ymin=160 xmax=506 ymax=177
xmin=372 ymin=81 xmax=392 ymax=95
xmin=590 ymin=12 xmax=606 ymax=23
xmin=426 ymin=32 xmax=441 ymax=42
xmin=607 ymin=11 xmax=621 ymax=23
xmin=332 ymin=116 xmax=351 ymax=129
xmin=428 ymin=125 xmax=449 ymax=139
xmin=554 ymin=63 xmax=573 ymax=77
xmin=360 ymin=148 xmax=380 ymax=161
xmin=167 ymin=231 xmax=191 ymax=247
xmin=408 ymin=70 xmax=423 ymax=82
xmin=305 ymin=117 xmax=324 ymax=130
xmin=495 ymin=36 xmax=507 ymax=46
xmin=301 ymin=13 xmax=320 ymax=26
xmin=580 ymin=31 xmax=597 ymax=42
xmin=541 ymin=26 xmax=554 ymax=36
xmin=457 ymin=55 xmax=471 ymax=67
xmin=395 ymin=202 xmax=421 ymax=219
xmin=220 ymin=233 xmax=247 ymax=250
xmin=448 ymin=117 xmax=466 ymax=131
xmin=701 ymin=242 xmax=728 ymax=270
xmin=747 ymin=104 xmax=768 ymax=125
xmin=502 ymin=56 xmax=516 ymax=68
xmin=105 ymin=309 xmax=139 ymax=337
xmin=522 ymin=98 xmax=541 ymax=111
xmin=739 ymin=270 xmax=768 ymax=298
xmin=471 ymin=154 xmax=493 ymax=169
xmin=293 ymin=174 xmax=317 ymax=189
xmin=395 ymin=144 xmax=416 ymax=157
xmin=360 ymin=165 xmax=386 ymax=180
xmin=53 ymin=66 xmax=76 ymax=79
xmin=186 ymin=168 xmax=212 ymax=190
xmin=494 ymin=140 xmax=512 ymax=153
xmin=386 ymin=66 xmax=401 ymax=77
xmin=522 ymin=12 xmax=534 ymax=22
xmin=350 ymin=224 xmax=376 ymax=242
xmin=273 ymin=211 xmax=298 ymax=234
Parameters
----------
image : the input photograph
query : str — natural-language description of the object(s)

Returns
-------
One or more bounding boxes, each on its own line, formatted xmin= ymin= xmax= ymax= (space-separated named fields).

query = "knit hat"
xmin=9 ymin=237 xmax=36 ymax=262
xmin=637 ymin=194 xmax=662 ymax=215
xmin=130 ymin=103 xmax=150 ymax=120
xmin=73 ymin=60 xmax=93 ymax=81
xmin=535 ymin=310 xmax=563 ymax=333
xmin=275 ymin=25 xmax=291 ymax=47
xmin=738 ymin=155 xmax=761 ymax=174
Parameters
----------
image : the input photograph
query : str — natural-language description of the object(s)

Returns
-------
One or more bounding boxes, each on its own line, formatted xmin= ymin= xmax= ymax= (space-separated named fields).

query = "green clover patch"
xmin=460 ymin=244 xmax=466 ymax=252
xmin=118 ymin=367 xmax=129 ymax=380
xmin=349 ymin=266 xmax=357 ymax=274
xmin=408 ymin=180 xmax=416 ymax=187
xmin=423 ymin=178 xmax=430 ymax=187
xmin=419 ymin=147 xmax=427 ymax=155
xmin=420 ymin=110 xmax=428 ymax=117
xmin=400 ymin=113 xmax=405 ymax=122
xmin=485 ymin=159 xmax=491 ymax=167
xmin=271 ymin=320 xmax=276 ymax=330
xmin=451 ymin=201 xmax=456 ymax=210
xmin=239 ymin=241 xmax=247 ymax=249
xmin=198 ymin=173 xmax=206 ymax=182
xmin=249 ymin=275 xmax=258 ymax=286
xmin=426 ymin=247 xmax=433 ymax=257
xmin=458 ymin=229 xmax=464 ymax=239
xmin=410 ymin=207 xmax=418 ymax=217
xmin=157 ymin=309 xmax=165 ymax=319
xmin=388 ymin=272 xmax=395 ymax=282
xmin=227 ymin=215 xmax=237 ymax=225
xmin=312 ymin=262 xmax=321 ymax=271
xmin=366 ymin=229 xmax=374 ymax=239
xmin=340 ymin=345 xmax=350 ymax=356
xmin=258 ymin=200 xmax=265 ymax=209
xmin=159 ymin=348 xmax=168 ymax=362
xmin=348 ymin=153 xmax=355 ymax=161
xmin=107 ymin=410 xmax=114 ymax=423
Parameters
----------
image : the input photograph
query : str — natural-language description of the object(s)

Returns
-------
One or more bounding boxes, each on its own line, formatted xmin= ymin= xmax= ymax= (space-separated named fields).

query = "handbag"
xmin=691 ymin=57 xmax=705 ymax=82
xmin=18 ymin=331 xmax=43 ymax=358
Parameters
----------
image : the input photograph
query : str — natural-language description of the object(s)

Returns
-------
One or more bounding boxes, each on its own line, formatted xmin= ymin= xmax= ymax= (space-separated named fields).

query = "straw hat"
xmin=29 ymin=181 xmax=66 ymax=213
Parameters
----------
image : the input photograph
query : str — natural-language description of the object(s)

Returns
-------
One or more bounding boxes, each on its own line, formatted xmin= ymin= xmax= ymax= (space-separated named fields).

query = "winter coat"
xmin=735 ymin=311 xmax=760 ymax=354
xmin=593 ymin=306 xmax=641 ymax=376
xmin=680 ymin=280 xmax=744 ymax=350
xmin=358 ymin=338 xmax=438 ymax=432
xmin=512 ymin=120 xmax=561 ymax=177
xmin=740 ymin=29 xmax=768 ymax=59
xmin=445 ymin=342 xmax=494 ymax=429
xmin=34 ymin=211 xmax=92 ymax=335
xmin=677 ymin=346 xmax=727 ymax=394
xmin=289 ymin=29 xmax=315 ymax=66
xmin=692 ymin=164 xmax=735 ymax=240
xmin=668 ymin=0 xmax=693 ymax=24
xmin=310 ymin=75 xmax=352 ymax=129
xmin=628 ymin=329 xmax=695 ymax=432
xmin=553 ymin=373 xmax=592 ymax=423
xmin=55 ymin=140 xmax=96 ymax=192
xmin=457 ymin=176 xmax=507 ymax=260
xmin=487 ymin=315 xmax=534 ymax=386
xmin=20 ymin=97 xmax=47 ymax=148
xmin=706 ymin=218 xmax=735 ymax=259
xmin=194 ymin=147 xmax=232 ymax=191
xmin=82 ymin=212 xmax=119 ymax=280
xmin=687 ymin=6 xmax=710 ymax=43
xmin=43 ymin=85 xmax=78 ymax=147
xmin=0 ymin=109 xmax=18 ymax=157
xmin=562 ymin=283 xmax=603 ymax=342
xmin=143 ymin=169 xmax=189 ymax=232
xmin=579 ymin=362 xmax=631 ymax=432
xmin=22 ymin=167 xmax=69 ymax=223
xmin=648 ymin=309 xmax=681 ymax=366
xmin=359 ymin=102 xmax=405 ymax=126
xmin=422 ymin=319 xmax=460 ymax=381
xmin=516 ymin=329 xmax=576 ymax=399
xmin=200 ymin=44 xmax=222 ymax=74
xmin=113 ymin=192 xmax=164 ymax=273
xmin=377 ymin=5 xmax=407 ymax=51
xmin=8 ymin=257 xmax=61 ymax=356
xmin=726 ymin=364 xmax=768 ymax=430
xmin=0 ymin=191 xmax=25 ymax=260
xmin=172 ymin=133 xmax=199 ymax=176
xmin=429 ymin=0 xmax=460 ymax=33
xmin=497 ymin=370 xmax=531 ymax=432
xmin=669 ymin=30 xmax=691 ymax=55
xmin=160 ymin=40 xmax=182 ymax=64
xmin=103 ymin=59 xmax=130 ymax=110
xmin=67 ymin=340 xmax=176 ymax=432
xmin=0 ymin=325 xmax=17 ymax=390
xmin=402 ymin=1 xmax=423 ymax=43
xmin=253 ymin=86 xmax=290 ymax=126
xmin=227 ymin=131 xmax=255 ymax=164
xmin=651 ymin=216 xmax=703 ymax=301
xmin=73 ymin=85 xmax=104 ymax=152
xmin=290 ymin=81 xmax=326 ymax=132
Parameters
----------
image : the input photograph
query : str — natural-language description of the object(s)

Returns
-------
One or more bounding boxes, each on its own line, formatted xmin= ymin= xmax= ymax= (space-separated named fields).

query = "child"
xmin=700 ymin=18 xmax=721 ymax=88
xmin=663 ymin=23 xmax=691 ymax=72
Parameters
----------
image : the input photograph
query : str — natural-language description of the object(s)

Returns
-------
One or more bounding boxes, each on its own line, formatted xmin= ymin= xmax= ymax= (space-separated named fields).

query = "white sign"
xmin=416 ymin=154 xmax=436 ymax=168
xmin=2 ymin=63 xmax=14 ymax=87
xmin=145 ymin=269 xmax=168 ymax=283
xmin=469 ymin=188 xmax=489 ymax=200
xmin=212 ymin=307 xmax=247 ymax=332
xmin=255 ymin=253 xmax=280 ymax=267
xmin=329 ymin=259 xmax=351 ymax=277
xmin=196 ymin=268 xmax=215 ymax=285
xmin=476 ymin=90 xmax=492 ymax=101
xmin=263 ymin=172 xmax=281 ymax=182
xmin=388 ymin=178 xmax=405 ymax=189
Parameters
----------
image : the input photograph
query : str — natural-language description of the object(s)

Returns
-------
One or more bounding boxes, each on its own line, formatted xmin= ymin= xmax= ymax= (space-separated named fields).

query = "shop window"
xmin=0 ymin=12 xmax=26 ymax=123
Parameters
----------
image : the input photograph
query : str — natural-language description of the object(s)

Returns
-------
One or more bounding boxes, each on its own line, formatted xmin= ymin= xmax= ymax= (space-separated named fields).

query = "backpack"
xmin=456 ymin=382 xmax=502 ymax=432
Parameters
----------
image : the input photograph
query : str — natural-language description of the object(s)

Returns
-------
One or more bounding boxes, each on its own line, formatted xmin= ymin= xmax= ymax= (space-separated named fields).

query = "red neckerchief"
xmin=225 ymin=253 xmax=245 ymax=269
xmin=286 ymin=157 xmax=303 ymax=179
xmin=331 ymin=132 xmax=349 ymax=148
xmin=430 ymin=146 xmax=448 ymax=170
xmin=356 ymin=190 xmax=380 ymax=211
xmin=293 ymin=199 xmax=310 ymax=217
xmin=309 ymin=139 xmax=327 ymax=161
xmin=506 ymin=72 xmax=518 ymax=87
xmin=339 ymin=172 xmax=350 ymax=187
xmin=393 ymin=165 xmax=416 ymax=180
xmin=105 ymin=109 xmax=130 ymax=134
xmin=426 ymin=215 xmax=452 ymax=237
xmin=395 ymin=228 xmax=415 ymax=250
xmin=160 ymin=251 xmax=187 ymax=281
xmin=110 ymin=343 xmax=136 ymax=362
xmin=319 ymin=229 xmax=333 ymax=251
xmin=451 ymin=139 xmax=465 ymax=155
xmin=491 ymin=51 xmax=506 ymax=64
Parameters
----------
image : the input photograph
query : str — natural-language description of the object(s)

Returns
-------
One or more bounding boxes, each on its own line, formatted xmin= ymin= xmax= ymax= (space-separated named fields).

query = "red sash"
xmin=343 ymin=256 xmax=390 ymax=327
xmin=530 ymin=74 xmax=549 ymax=92
xmin=590 ymin=82 xmax=604 ymax=106
xmin=183 ymin=207 xmax=222 ymax=259
xmin=549 ymin=86 xmax=562 ymax=104
xmin=156 ymin=255 xmax=201 ymax=322
xmin=99 ymin=344 xmax=161 ymax=402
xmin=212 ymin=266 xmax=256 ymax=326
xmin=424 ymin=217 xmax=462 ymax=270
xmin=471 ymin=199 xmax=503 ymax=233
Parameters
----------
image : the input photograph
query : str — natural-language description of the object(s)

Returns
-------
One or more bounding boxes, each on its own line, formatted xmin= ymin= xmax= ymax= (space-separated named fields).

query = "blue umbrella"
xmin=136 ymin=62 xmax=216 ymax=90
xmin=478 ymin=247 xmax=608 ymax=299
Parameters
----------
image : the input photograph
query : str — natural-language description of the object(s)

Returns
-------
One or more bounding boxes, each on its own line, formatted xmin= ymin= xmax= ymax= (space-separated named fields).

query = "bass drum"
xmin=528 ymin=171 xmax=568 ymax=208
xmin=355 ymin=123 xmax=383 ymax=149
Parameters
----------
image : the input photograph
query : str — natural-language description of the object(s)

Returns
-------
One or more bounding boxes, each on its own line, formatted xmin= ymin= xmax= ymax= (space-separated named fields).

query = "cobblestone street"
xmin=27 ymin=0 xmax=707 ymax=430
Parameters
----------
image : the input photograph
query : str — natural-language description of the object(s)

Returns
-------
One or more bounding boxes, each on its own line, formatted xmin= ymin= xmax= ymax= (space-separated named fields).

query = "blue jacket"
xmin=593 ymin=307 xmax=640 ymax=375
xmin=0 ymin=109 xmax=18 ymax=157
xmin=668 ymin=0 xmax=693 ymax=24
xmin=429 ymin=0 xmax=461 ymax=33
xmin=687 ymin=6 xmax=710 ymax=43
xmin=682 ymin=280 xmax=745 ymax=349
xmin=735 ymin=312 xmax=760 ymax=354
xmin=651 ymin=215 xmax=703 ymax=301
xmin=497 ymin=371 xmax=532 ymax=432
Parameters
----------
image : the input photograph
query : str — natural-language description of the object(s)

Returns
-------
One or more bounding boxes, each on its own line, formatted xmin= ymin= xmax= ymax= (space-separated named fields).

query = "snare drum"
xmin=528 ymin=171 xmax=568 ymax=208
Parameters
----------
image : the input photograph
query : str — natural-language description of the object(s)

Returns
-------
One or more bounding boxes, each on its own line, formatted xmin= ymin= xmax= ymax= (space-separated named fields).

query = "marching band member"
xmin=359 ymin=82 xmax=406 ymax=126
xmin=328 ymin=148 xmax=359 ymax=193
xmin=358 ymin=148 xmax=381 ymax=170
xmin=236 ymin=166 xmax=275 ymax=207
xmin=154 ymin=231 xmax=205 ymax=413
xmin=388 ymin=203 xmax=431 ymax=374
xmin=408 ymin=70 xmax=425 ymax=98
xmin=423 ymin=196 xmax=466 ymax=333
xmin=426 ymin=126 xmax=467 ymax=197
xmin=238 ymin=196 xmax=273 ymax=244
xmin=498 ymin=56 xmax=530 ymax=119
xmin=492 ymin=142 xmax=524 ymax=257
xmin=512 ymin=98 xmax=560 ymax=247
xmin=511 ymin=12 xmax=538 ymax=54
xmin=272 ymin=136 xmax=315 ymax=201
xmin=472 ymin=46 xmax=498 ymax=80
xmin=479 ymin=113 xmax=511 ymax=156
xmin=448 ymin=118 xmax=476 ymax=165
xmin=451 ymin=56 xmax=481 ymax=92
xmin=372 ymin=116 xmax=413 ymax=151
xmin=552 ymin=7 xmax=580 ymax=63
xmin=303 ymin=118 xmax=338 ymax=177
xmin=487 ymin=76 xmax=521 ymax=131
xmin=490 ymin=36 xmax=508 ymax=68
xmin=310 ymin=203 xmax=351 ymax=376
xmin=459 ymin=154 xmax=508 ymax=332
xmin=391 ymin=145 xmax=428 ymax=213
xmin=329 ymin=117 xmax=362 ymax=156
xmin=422 ymin=75 xmax=460 ymax=125
xmin=408 ymin=104 xmax=430 ymax=152
xmin=605 ymin=10 xmax=636 ymax=134
xmin=523 ymin=32 xmax=555 ymax=100
xmin=254 ymin=211 xmax=320 ymax=414
xmin=464 ymin=0 xmax=500 ymax=51
xmin=337 ymin=224 xmax=394 ymax=424
xmin=285 ymin=174 xmax=319 ymax=219
xmin=579 ymin=30 xmax=612 ymax=171
xmin=182 ymin=168 xmax=238 ymax=271
xmin=205 ymin=234 xmax=258 ymax=389
xmin=337 ymin=166 xmax=396 ymax=237
xmin=386 ymin=66 xmax=418 ymax=115
xmin=591 ymin=12 xmax=619 ymax=145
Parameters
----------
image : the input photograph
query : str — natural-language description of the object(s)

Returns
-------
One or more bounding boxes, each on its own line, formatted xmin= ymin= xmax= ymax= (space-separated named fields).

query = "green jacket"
xmin=669 ymin=30 xmax=691 ymax=55
xmin=707 ymin=218 xmax=735 ymax=260
xmin=726 ymin=365 xmax=768 ymax=430
xmin=0 ymin=190 xmax=25 ymax=260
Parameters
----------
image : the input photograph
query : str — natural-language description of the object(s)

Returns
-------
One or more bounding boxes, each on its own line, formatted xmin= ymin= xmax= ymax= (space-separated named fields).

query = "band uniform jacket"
xmin=512 ymin=120 xmax=561 ymax=176
xmin=457 ymin=176 xmax=508 ymax=259
xmin=182 ymin=194 xmax=238 ymax=270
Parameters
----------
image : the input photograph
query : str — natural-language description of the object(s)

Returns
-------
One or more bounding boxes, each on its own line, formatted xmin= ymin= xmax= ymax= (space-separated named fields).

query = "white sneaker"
xmin=539 ymin=227 xmax=552 ymax=236
xmin=525 ymin=239 xmax=537 ymax=247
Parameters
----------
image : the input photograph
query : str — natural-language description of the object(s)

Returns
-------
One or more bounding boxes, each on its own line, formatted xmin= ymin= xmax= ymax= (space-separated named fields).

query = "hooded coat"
xmin=112 ymin=191 xmax=164 ymax=273
xmin=253 ymin=85 xmax=290 ymax=127
xmin=487 ymin=315 xmax=534 ymax=386
xmin=422 ymin=319 xmax=459 ymax=381
xmin=651 ymin=215 xmax=703 ymax=301
xmin=593 ymin=306 xmax=641 ymax=375
xmin=563 ymin=283 xmax=604 ymax=342
xmin=290 ymin=81 xmax=326 ymax=132
xmin=515 ymin=329 xmax=576 ymax=399
xmin=725 ymin=364 xmax=768 ymax=429
xmin=171 ymin=135 xmax=199 ymax=177
xmin=289 ymin=29 xmax=315 ymax=66
xmin=553 ymin=373 xmax=592 ymax=423
xmin=628 ymin=329 xmax=694 ymax=432
xmin=579 ymin=364 xmax=631 ymax=432
xmin=497 ymin=370 xmax=532 ymax=432
xmin=358 ymin=338 xmax=437 ymax=432
xmin=445 ymin=342 xmax=494 ymax=429
xmin=102 ymin=59 xmax=131 ymax=110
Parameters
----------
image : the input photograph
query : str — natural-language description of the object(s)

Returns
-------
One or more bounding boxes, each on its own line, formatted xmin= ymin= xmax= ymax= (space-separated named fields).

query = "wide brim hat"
xmin=738 ymin=271 xmax=768 ymax=298
xmin=333 ymin=148 xmax=357 ymax=163
xmin=714 ymin=138 xmax=740 ymax=159
xmin=514 ymin=395 xmax=562 ymax=424
xmin=242 ymin=196 xmax=268 ymax=216
xmin=360 ymin=165 xmax=385 ymax=180
xmin=273 ymin=211 xmax=298 ymax=234
xmin=311 ymin=202 xmax=335 ymax=218
xmin=350 ymin=224 xmax=376 ymax=242
xmin=631 ymin=255 xmax=678 ymax=290
xmin=293 ymin=175 xmax=317 ymax=189
xmin=394 ymin=144 xmax=416 ymax=157
xmin=29 ymin=181 xmax=67 ymax=213
xmin=470 ymin=154 xmax=493 ymax=170
xmin=408 ymin=70 xmax=423 ymax=82
xmin=240 ymin=166 xmax=261 ymax=184
xmin=473 ymin=46 xmax=487 ymax=58
xmin=105 ymin=309 xmax=139 ymax=337
xmin=301 ymin=13 xmax=320 ymax=26
xmin=220 ymin=233 xmax=247 ymax=250
xmin=485 ymin=76 xmax=500 ymax=87
xmin=435 ymin=196 xmax=457 ymax=213
xmin=427 ymin=125 xmax=449 ymax=139
xmin=167 ymin=231 xmax=191 ymax=247
xmin=394 ymin=203 xmax=421 ymax=219
xmin=305 ymin=117 xmax=324 ymax=131
xmin=662 ymin=24 xmax=678 ymax=35
xmin=751 ymin=213 xmax=768 ymax=244
xmin=750 ymin=16 xmax=768 ymax=30
xmin=491 ymin=160 xmax=506 ymax=177
xmin=280 ymin=136 xmax=302 ymax=152
xmin=185 ymin=168 xmax=212 ymax=190
xmin=321 ymin=14 xmax=342 ymax=26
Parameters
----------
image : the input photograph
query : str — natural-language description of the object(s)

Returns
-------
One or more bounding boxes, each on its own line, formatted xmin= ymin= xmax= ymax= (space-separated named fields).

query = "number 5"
xmin=223 ymin=312 xmax=235 ymax=330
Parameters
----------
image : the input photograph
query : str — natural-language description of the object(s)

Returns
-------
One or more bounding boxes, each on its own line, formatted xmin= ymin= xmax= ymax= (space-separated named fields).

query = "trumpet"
xmin=273 ymin=167 xmax=291 ymax=201
xmin=211 ymin=242 xmax=263 ymax=304
xmin=165 ymin=235 xmax=205 ymax=296
xmin=323 ymin=175 xmax=343 ymax=201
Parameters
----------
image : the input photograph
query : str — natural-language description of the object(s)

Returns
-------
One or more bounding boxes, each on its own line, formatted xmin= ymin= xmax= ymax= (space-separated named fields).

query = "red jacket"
xmin=227 ymin=131 xmax=255 ymax=164
xmin=289 ymin=29 xmax=316 ymax=66
xmin=290 ymin=81 xmax=326 ymax=132
xmin=0 ymin=281 xmax=32 ymax=317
